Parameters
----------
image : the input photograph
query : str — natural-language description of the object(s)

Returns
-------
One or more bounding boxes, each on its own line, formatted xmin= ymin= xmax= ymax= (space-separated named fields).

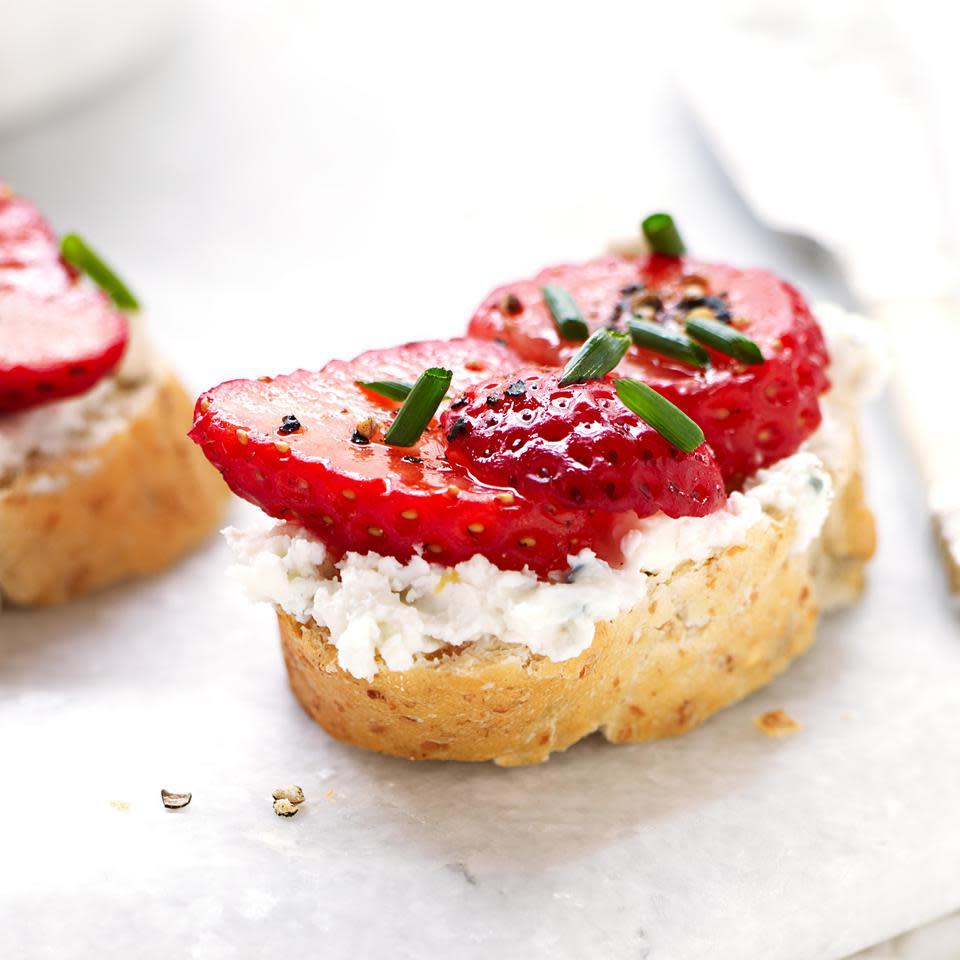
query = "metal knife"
xmin=677 ymin=0 xmax=960 ymax=594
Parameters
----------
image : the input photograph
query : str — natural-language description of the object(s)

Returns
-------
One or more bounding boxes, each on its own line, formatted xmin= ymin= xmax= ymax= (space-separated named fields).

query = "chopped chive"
xmin=641 ymin=213 xmax=685 ymax=257
xmin=541 ymin=284 xmax=589 ymax=341
xmin=685 ymin=315 xmax=764 ymax=364
xmin=559 ymin=328 xmax=631 ymax=386
xmin=356 ymin=379 xmax=414 ymax=402
xmin=383 ymin=367 xmax=452 ymax=447
xmin=60 ymin=233 xmax=139 ymax=311
xmin=614 ymin=378 xmax=705 ymax=452
xmin=627 ymin=318 xmax=710 ymax=368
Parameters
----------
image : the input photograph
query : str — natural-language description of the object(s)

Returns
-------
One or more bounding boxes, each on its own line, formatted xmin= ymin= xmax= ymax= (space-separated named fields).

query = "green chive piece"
xmin=685 ymin=315 xmax=764 ymax=365
xmin=356 ymin=379 xmax=414 ymax=402
xmin=541 ymin=284 xmax=589 ymax=341
xmin=614 ymin=378 xmax=705 ymax=452
xmin=641 ymin=212 xmax=685 ymax=257
xmin=60 ymin=233 xmax=139 ymax=311
xmin=383 ymin=367 xmax=452 ymax=447
xmin=627 ymin=318 xmax=710 ymax=368
xmin=559 ymin=329 xmax=631 ymax=386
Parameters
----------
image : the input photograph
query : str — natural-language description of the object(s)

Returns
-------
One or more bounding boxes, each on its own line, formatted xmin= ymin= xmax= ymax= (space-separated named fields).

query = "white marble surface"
xmin=853 ymin=912 xmax=960 ymax=960
xmin=1 ymin=3 xmax=958 ymax=957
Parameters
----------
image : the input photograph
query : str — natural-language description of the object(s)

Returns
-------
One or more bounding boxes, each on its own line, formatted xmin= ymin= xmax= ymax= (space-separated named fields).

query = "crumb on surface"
xmin=271 ymin=785 xmax=305 ymax=805
xmin=161 ymin=789 xmax=192 ymax=810
xmin=273 ymin=798 xmax=299 ymax=817
xmin=754 ymin=708 xmax=801 ymax=738
xmin=325 ymin=788 xmax=336 ymax=799
xmin=109 ymin=800 xmax=130 ymax=811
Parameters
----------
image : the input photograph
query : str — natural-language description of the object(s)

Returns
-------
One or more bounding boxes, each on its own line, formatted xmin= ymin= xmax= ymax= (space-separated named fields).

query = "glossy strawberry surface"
xmin=0 ymin=289 xmax=129 ymax=412
xmin=440 ymin=372 xmax=725 ymax=515
xmin=468 ymin=254 xmax=830 ymax=484
xmin=0 ymin=185 xmax=128 ymax=412
xmin=191 ymin=338 xmax=637 ymax=577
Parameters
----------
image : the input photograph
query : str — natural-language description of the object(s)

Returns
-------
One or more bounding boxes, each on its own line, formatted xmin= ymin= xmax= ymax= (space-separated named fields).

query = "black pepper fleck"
xmin=278 ymin=414 xmax=302 ymax=435
xmin=402 ymin=455 xmax=422 ymax=464
xmin=485 ymin=393 xmax=502 ymax=406
xmin=350 ymin=430 xmax=371 ymax=445
xmin=631 ymin=292 xmax=663 ymax=314
xmin=680 ymin=294 xmax=732 ymax=322
xmin=505 ymin=379 xmax=526 ymax=398
xmin=619 ymin=283 xmax=645 ymax=296
xmin=709 ymin=296 xmax=733 ymax=322
xmin=500 ymin=292 xmax=523 ymax=315
xmin=450 ymin=396 xmax=468 ymax=410
xmin=446 ymin=417 xmax=469 ymax=442
xmin=606 ymin=301 xmax=624 ymax=329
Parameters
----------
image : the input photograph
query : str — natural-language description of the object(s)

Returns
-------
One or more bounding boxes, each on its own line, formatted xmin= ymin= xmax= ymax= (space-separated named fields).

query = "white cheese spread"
xmin=0 ymin=312 xmax=157 ymax=485
xmin=226 ymin=451 xmax=832 ymax=681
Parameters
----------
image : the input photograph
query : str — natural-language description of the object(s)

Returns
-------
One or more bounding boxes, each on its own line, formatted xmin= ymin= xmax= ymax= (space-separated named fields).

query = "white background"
xmin=1 ymin=3 xmax=958 ymax=958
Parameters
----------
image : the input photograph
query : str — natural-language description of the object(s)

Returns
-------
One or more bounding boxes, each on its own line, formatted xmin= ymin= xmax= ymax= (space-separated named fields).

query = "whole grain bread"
xmin=0 ymin=370 xmax=227 ymax=605
xmin=276 ymin=448 xmax=874 ymax=765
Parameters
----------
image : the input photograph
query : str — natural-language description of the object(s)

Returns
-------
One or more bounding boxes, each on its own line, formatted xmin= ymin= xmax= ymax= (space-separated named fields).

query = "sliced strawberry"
xmin=469 ymin=254 xmax=830 ymax=484
xmin=440 ymin=372 xmax=725 ymax=515
xmin=0 ymin=183 xmax=74 ymax=296
xmin=0 ymin=288 xmax=129 ymax=412
xmin=191 ymin=337 xmax=634 ymax=578
xmin=0 ymin=185 xmax=130 ymax=412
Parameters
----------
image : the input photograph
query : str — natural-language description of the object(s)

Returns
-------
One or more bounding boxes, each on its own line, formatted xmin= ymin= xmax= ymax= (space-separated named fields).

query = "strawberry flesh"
xmin=192 ymin=253 xmax=829 ymax=578
xmin=468 ymin=254 xmax=830 ymax=485
xmin=191 ymin=338 xmax=629 ymax=578
xmin=0 ymin=185 xmax=129 ymax=413
xmin=0 ymin=289 xmax=129 ymax=412
xmin=0 ymin=186 xmax=72 ymax=296
xmin=441 ymin=372 xmax=725 ymax=516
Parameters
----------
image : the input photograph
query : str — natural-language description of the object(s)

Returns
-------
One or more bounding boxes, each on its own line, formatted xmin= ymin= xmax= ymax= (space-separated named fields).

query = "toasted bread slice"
xmin=0 ymin=368 xmax=227 ymax=606
xmin=272 ymin=430 xmax=874 ymax=765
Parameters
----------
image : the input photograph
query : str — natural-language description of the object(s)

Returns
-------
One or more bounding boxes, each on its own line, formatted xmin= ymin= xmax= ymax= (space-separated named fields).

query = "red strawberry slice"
xmin=0 ymin=185 xmax=130 ymax=413
xmin=0 ymin=183 xmax=74 ymax=296
xmin=0 ymin=288 xmax=129 ymax=412
xmin=440 ymin=372 xmax=725 ymax=516
xmin=191 ymin=337 xmax=638 ymax=578
xmin=468 ymin=254 xmax=830 ymax=484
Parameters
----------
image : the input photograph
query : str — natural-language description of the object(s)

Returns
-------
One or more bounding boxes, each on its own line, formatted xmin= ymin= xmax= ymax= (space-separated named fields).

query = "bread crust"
xmin=0 ymin=371 xmax=228 ymax=606
xmin=812 ymin=422 xmax=877 ymax=611
xmin=275 ymin=454 xmax=873 ymax=765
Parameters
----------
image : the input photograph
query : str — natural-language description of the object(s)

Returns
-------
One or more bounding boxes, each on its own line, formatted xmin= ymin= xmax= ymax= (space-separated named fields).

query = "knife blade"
xmin=677 ymin=0 xmax=960 ymax=594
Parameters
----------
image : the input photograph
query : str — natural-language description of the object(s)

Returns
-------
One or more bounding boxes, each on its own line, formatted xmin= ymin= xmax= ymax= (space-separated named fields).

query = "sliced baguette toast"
xmin=0 ymin=368 xmax=227 ymax=606
xmin=275 ymin=438 xmax=874 ymax=766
